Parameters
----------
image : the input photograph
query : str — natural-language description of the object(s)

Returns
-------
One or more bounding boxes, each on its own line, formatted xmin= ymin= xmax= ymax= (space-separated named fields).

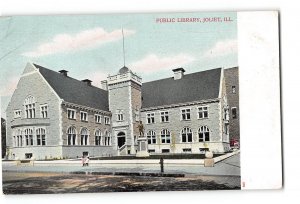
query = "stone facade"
xmin=224 ymin=67 xmax=240 ymax=142
xmin=6 ymin=63 xmax=62 ymax=160
xmin=6 ymin=63 xmax=234 ymax=160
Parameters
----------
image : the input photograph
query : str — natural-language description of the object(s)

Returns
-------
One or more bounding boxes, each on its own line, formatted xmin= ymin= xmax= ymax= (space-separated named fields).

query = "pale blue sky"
xmin=0 ymin=12 xmax=237 ymax=118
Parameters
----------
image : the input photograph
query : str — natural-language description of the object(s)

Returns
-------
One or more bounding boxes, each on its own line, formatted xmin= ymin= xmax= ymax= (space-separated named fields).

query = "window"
xmin=40 ymin=105 xmax=48 ymax=118
xmin=95 ymin=129 xmax=102 ymax=146
xmin=67 ymin=127 xmax=77 ymax=145
xmin=161 ymin=129 xmax=171 ymax=144
xmin=199 ymin=126 xmax=210 ymax=142
xmin=232 ymin=86 xmax=236 ymax=93
xmin=162 ymin=149 xmax=170 ymax=153
xmin=36 ymin=128 xmax=46 ymax=146
xmin=160 ymin=111 xmax=169 ymax=122
xmin=181 ymin=127 xmax=193 ymax=143
xmin=117 ymin=110 xmax=124 ymax=121
xmin=103 ymin=131 xmax=111 ymax=146
xmin=25 ymin=153 xmax=33 ymax=159
xmin=24 ymin=96 xmax=36 ymax=118
xmin=225 ymin=124 xmax=229 ymax=135
xmin=104 ymin=116 xmax=110 ymax=125
xmin=198 ymin=106 xmax=208 ymax=119
xmin=95 ymin=114 xmax=102 ymax=124
xmin=80 ymin=128 xmax=89 ymax=145
xmin=232 ymin=107 xmax=237 ymax=119
xmin=67 ymin=109 xmax=76 ymax=119
xmin=13 ymin=136 xmax=16 ymax=147
xmin=148 ymin=149 xmax=155 ymax=153
xmin=183 ymin=148 xmax=192 ymax=153
xmin=80 ymin=111 xmax=88 ymax=121
xmin=147 ymin=130 xmax=156 ymax=144
xmin=16 ymin=129 xmax=22 ymax=147
xmin=14 ymin=110 xmax=21 ymax=118
xmin=181 ymin=108 xmax=191 ymax=120
xmin=24 ymin=128 xmax=33 ymax=146
xmin=147 ymin=113 xmax=155 ymax=124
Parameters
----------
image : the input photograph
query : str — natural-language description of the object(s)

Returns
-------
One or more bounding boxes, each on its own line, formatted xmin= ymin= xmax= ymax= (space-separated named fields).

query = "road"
xmin=2 ymin=154 xmax=241 ymax=194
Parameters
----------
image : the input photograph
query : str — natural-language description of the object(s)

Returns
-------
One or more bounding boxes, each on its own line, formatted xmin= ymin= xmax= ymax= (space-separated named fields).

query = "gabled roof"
xmin=141 ymin=68 xmax=221 ymax=109
xmin=34 ymin=64 xmax=109 ymax=111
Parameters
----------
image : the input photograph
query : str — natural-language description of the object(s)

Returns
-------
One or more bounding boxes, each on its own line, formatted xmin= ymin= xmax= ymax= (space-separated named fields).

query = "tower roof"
xmin=118 ymin=66 xmax=132 ymax=74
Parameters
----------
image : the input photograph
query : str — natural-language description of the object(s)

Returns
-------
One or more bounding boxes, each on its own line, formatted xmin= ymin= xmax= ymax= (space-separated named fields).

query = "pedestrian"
xmin=86 ymin=156 xmax=90 ymax=167
xmin=82 ymin=156 xmax=85 ymax=167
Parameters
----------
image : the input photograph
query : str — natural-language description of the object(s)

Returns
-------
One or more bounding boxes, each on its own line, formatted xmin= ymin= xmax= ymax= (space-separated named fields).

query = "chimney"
xmin=172 ymin=68 xmax=185 ymax=80
xmin=101 ymin=80 xmax=108 ymax=91
xmin=58 ymin=70 xmax=68 ymax=77
xmin=82 ymin=79 xmax=92 ymax=86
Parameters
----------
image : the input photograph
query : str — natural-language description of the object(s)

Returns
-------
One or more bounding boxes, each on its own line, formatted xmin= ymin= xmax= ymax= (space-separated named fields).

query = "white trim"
xmin=159 ymin=110 xmax=170 ymax=123
xmin=180 ymin=107 xmax=191 ymax=121
xmin=197 ymin=105 xmax=209 ymax=119
xmin=180 ymin=127 xmax=193 ymax=143
xmin=40 ymin=104 xmax=48 ymax=118
xmin=94 ymin=114 xmax=102 ymax=124
xmin=146 ymin=112 xmax=155 ymax=124
xmin=67 ymin=108 xmax=76 ymax=120
xmin=104 ymin=116 xmax=110 ymax=125
xmin=80 ymin=111 xmax=88 ymax=122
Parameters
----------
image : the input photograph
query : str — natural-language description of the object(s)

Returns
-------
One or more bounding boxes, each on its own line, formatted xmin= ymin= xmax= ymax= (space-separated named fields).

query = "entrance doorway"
xmin=117 ymin=132 xmax=126 ymax=148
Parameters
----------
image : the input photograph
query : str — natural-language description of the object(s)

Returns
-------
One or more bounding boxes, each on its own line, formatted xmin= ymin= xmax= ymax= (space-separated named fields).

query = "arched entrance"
xmin=117 ymin=132 xmax=126 ymax=148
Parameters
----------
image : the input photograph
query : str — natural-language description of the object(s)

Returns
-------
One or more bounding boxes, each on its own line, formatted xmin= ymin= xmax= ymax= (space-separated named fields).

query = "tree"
xmin=1 ymin=117 xmax=6 ymax=158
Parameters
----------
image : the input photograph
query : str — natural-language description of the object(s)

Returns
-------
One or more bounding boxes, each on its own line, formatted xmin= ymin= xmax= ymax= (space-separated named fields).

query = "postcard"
xmin=0 ymin=11 xmax=281 ymax=194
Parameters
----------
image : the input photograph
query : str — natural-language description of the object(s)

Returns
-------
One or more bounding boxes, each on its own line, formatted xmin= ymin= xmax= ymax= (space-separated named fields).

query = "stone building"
xmin=224 ymin=67 xmax=240 ymax=142
xmin=6 ymin=63 xmax=234 ymax=160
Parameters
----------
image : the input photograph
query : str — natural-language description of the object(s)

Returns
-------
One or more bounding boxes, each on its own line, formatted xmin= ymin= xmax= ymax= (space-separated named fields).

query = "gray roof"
xmin=141 ymin=68 xmax=221 ymax=109
xmin=118 ymin=66 xmax=132 ymax=74
xmin=34 ymin=64 xmax=109 ymax=111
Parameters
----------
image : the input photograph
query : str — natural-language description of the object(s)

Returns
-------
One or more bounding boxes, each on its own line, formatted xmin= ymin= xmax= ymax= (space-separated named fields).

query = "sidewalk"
xmin=2 ymin=152 xmax=240 ymax=176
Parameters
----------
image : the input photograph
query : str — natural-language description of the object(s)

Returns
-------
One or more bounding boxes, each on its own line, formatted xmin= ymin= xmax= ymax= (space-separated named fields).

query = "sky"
xmin=0 ymin=12 xmax=237 ymax=118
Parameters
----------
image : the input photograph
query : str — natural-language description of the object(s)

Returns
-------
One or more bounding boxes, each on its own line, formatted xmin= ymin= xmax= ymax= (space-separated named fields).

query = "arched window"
xmin=161 ymin=129 xmax=170 ymax=144
xmin=67 ymin=127 xmax=76 ymax=145
xmin=95 ymin=129 xmax=102 ymax=146
xmin=104 ymin=131 xmax=111 ymax=146
xmin=147 ymin=130 xmax=156 ymax=144
xmin=24 ymin=128 xmax=33 ymax=146
xmin=24 ymin=96 xmax=36 ymax=118
xmin=36 ymin=128 xmax=46 ymax=146
xmin=181 ymin=127 xmax=192 ymax=143
xmin=80 ymin=128 xmax=89 ymax=145
xmin=199 ymin=126 xmax=210 ymax=142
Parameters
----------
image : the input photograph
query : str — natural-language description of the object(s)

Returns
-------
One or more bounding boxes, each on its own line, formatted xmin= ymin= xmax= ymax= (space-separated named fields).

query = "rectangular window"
xmin=198 ymin=106 xmax=208 ymax=119
xmin=67 ymin=109 xmax=76 ymax=119
xmin=95 ymin=114 xmax=102 ymax=123
xmin=160 ymin=111 xmax=169 ymax=123
xmin=104 ymin=116 xmax=110 ymax=125
xmin=162 ymin=149 xmax=170 ymax=153
xmin=14 ymin=110 xmax=21 ymax=118
xmin=40 ymin=105 xmax=48 ymax=118
xmin=182 ymin=148 xmax=192 ymax=153
xmin=37 ymin=135 xmax=41 ymax=145
xmin=148 ymin=149 xmax=155 ymax=153
xmin=146 ymin=113 xmax=155 ymax=124
xmin=80 ymin=111 xmax=88 ymax=121
xmin=25 ymin=104 xmax=36 ymax=118
xmin=232 ymin=86 xmax=236 ymax=93
xmin=232 ymin=107 xmax=237 ymax=119
xmin=181 ymin=108 xmax=191 ymax=120
xmin=117 ymin=113 xmax=124 ymax=121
